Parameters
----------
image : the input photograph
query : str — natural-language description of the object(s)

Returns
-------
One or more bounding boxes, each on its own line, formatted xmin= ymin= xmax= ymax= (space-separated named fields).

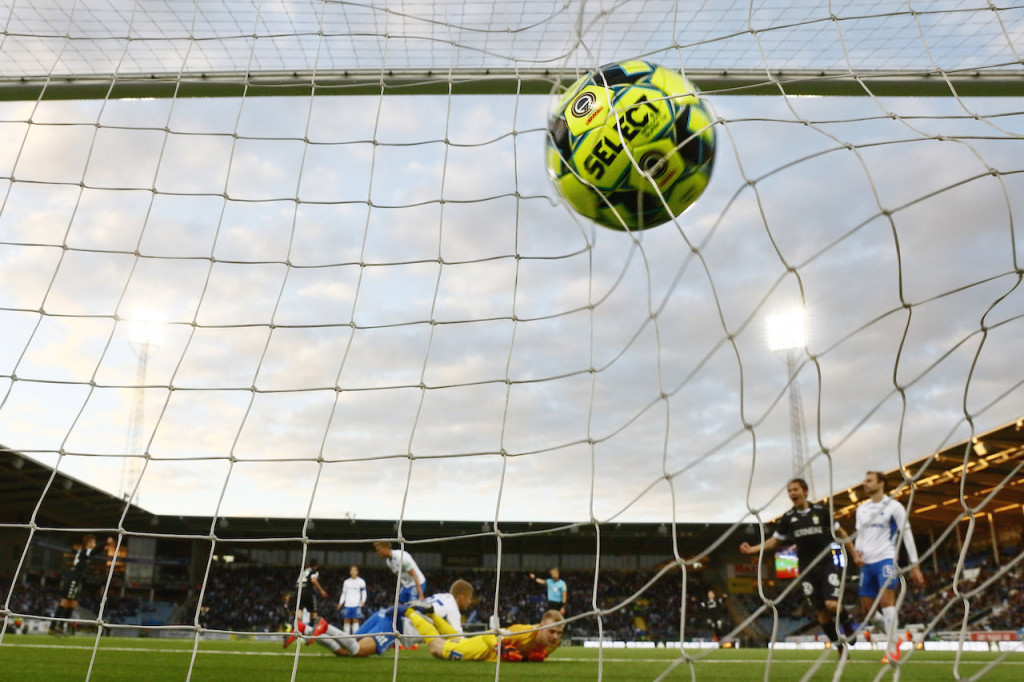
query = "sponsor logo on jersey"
xmin=793 ymin=526 xmax=823 ymax=537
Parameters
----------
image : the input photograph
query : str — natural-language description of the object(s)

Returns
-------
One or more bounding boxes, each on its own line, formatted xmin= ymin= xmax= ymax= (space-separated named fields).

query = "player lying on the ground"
xmin=406 ymin=608 xmax=565 ymax=662
xmin=286 ymin=579 xmax=475 ymax=657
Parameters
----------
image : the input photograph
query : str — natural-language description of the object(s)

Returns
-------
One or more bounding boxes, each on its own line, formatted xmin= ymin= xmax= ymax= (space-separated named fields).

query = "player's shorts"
xmin=340 ymin=606 xmax=363 ymax=621
xmin=799 ymin=564 xmax=844 ymax=611
xmin=397 ymin=583 xmax=426 ymax=604
xmin=61 ymin=578 xmax=83 ymax=601
xmin=296 ymin=589 xmax=319 ymax=613
xmin=546 ymin=600 xmax=566 ymax=614
xmin=356 ymin=609 xmax=399 ymax=654
xmin=858 ymin=558 xmax=898 ymax=598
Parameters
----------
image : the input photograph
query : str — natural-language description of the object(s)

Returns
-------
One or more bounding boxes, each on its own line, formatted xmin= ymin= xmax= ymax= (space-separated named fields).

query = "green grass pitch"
xmin=1 ymin=635 xmax=1021 ymax=681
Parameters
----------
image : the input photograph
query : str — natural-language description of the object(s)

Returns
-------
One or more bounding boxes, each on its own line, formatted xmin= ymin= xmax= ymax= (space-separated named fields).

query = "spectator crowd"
xmin=3 ymin=553 xmax=1022 ymax=642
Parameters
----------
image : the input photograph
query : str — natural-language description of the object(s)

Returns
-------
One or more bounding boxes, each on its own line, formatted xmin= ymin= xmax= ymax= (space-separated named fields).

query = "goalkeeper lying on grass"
xmin=406 ymin=608 xmax=565 ymax=663
xmin=286 ymin=579 xmax=474 ymax=657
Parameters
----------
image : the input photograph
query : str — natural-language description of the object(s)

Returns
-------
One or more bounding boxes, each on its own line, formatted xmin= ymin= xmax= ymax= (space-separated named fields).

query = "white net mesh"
xmin=1 ymin=0 xmax=1024 ymax=679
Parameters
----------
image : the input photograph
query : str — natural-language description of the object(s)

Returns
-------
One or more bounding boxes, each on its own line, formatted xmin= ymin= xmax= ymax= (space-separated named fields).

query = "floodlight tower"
xmin=767 ymin=308 xmax=815 ymax=499
xmin=120 ymin=308 xmax=165 ymax=502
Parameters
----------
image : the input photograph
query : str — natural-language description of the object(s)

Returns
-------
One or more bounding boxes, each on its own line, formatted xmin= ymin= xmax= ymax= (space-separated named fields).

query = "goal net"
xmin=1 ymin=0 xmax=1023 ymax=679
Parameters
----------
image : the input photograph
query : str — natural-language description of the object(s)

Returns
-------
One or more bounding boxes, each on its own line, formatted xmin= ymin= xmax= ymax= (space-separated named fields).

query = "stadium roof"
xmin=4 ymin=418 xmax=1023 ymax=548
xmin=828 ymin=418 xmax=1024 ymax=533
xmin=0 ymin=446 xmax=728 ymax=560
xmin=0 ymin=447 xmax=155 ymax=531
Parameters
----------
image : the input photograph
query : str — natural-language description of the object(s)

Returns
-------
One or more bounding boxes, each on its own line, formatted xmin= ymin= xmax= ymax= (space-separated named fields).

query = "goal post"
xmin=3 ymin=69 xmax=1022 ymax=100
xmin=1 ymin=0 xmax=1024 ymax=679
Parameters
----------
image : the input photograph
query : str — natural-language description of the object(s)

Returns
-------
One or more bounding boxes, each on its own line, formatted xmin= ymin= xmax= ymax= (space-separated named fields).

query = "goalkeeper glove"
xmin=500 ymin=643 xmax=523 ymax=663
xmin=527 ymin=649 xmax=548 ymax=662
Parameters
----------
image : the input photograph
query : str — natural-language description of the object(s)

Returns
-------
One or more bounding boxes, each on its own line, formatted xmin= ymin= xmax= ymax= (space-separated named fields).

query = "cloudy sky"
xmin=0 ymin=0 xmax=1022 ymax=528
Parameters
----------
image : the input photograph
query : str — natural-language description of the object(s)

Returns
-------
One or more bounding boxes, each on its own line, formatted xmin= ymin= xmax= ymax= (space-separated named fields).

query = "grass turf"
xmin=1 ymin=634 xmax=1021 ymax=681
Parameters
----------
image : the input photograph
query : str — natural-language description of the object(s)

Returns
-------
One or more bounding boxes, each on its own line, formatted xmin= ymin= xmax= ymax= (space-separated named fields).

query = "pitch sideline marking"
xmin=3 ymin=642 xmax=1023 ymax=665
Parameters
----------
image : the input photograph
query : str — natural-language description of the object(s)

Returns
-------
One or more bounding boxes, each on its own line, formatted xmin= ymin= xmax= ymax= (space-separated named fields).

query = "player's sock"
xmin=320 ymin=622 xmax=360 ymax=655
xmin=838 ymin=610 xmax=856 ymax=639
xmin=880 ymin=606 xmax=896 ymax=639
xmin=52 ymin=607 xmax=72 ymax=634
xmin=880 ymin=606 xmax=900 ymax=657
xmin=870 ymin=611 xmax=886 ymax=644
xmin=821 ymin=620 xmax=839 ymax=643
xmin=318 ymin=636 xmax=342 ymax=653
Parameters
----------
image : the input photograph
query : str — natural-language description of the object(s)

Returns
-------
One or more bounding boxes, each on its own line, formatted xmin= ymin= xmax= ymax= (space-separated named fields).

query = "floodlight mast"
xmin=120 ymin=309 xmax=165 ymax=502
xmin=767 ymin=309 xmax=815 ymax=500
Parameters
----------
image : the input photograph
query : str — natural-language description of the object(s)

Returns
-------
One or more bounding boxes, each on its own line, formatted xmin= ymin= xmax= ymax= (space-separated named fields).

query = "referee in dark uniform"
xmin=739 ymin=478 xmax=857 ymax=651
xmin=49 ymin=534 xmax=99 ymax=636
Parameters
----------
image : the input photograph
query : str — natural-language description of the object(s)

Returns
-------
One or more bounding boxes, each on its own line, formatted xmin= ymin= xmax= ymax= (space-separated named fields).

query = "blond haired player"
xmin=291 ymin=579 xmax=475 ymax=658
xmin=408 ymin=608 xmax=565 ymax=663
xmin=373 ymin=541 xmax=426 ymax=602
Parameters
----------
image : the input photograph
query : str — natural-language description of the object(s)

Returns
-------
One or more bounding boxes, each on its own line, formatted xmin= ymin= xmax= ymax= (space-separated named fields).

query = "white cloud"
xmin=1 ymin=89 xmax=1022 ymax=530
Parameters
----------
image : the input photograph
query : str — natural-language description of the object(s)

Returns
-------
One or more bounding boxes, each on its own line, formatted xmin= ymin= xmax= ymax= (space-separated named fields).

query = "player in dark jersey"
xmin=699 ymin=588 xmax=728 ymax=641
xmin=740 ymin=478 xmax=856 ymax=651
xmin=283 ymin=560 xmax=329 ymax=646
xmin=297 ymin=560 xmax=328 ymax=620
xmin=49 ymin=534 xmax=100 ymax=636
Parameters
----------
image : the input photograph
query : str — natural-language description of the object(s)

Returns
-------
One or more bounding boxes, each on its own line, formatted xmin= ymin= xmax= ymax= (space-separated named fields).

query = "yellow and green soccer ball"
xmin=546 ymin=60 xmax=716 ymax=231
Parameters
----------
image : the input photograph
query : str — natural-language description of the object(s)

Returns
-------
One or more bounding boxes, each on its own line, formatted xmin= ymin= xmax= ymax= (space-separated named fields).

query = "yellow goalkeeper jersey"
xmin=439 ymin=624 xmax=550 ymax=662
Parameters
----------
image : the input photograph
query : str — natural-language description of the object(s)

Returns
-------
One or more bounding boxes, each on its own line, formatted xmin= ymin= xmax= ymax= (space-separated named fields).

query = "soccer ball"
xmin=546 ymin=60 xmax=716 ymax=231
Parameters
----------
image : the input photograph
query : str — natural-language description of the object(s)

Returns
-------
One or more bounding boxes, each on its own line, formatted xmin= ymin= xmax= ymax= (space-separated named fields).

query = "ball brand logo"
xmin=571 ymin=92 xmax=596 ymax=118
xmin=639 ymin=151 xmax=666 ymax=178
xmin=546 ymin=60 xmax=715 ymax=231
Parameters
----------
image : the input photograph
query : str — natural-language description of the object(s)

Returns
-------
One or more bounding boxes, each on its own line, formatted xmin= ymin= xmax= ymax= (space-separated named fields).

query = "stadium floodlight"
xmin=767 ymin=308 xmax=814 ymax=498
xmin=120 ymin=307 xmax=166 ymax=501
xmin=766 ymin=307 xmax=806 ymax=353
xmin=126 ymin=307 xmax=167 ymax=348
